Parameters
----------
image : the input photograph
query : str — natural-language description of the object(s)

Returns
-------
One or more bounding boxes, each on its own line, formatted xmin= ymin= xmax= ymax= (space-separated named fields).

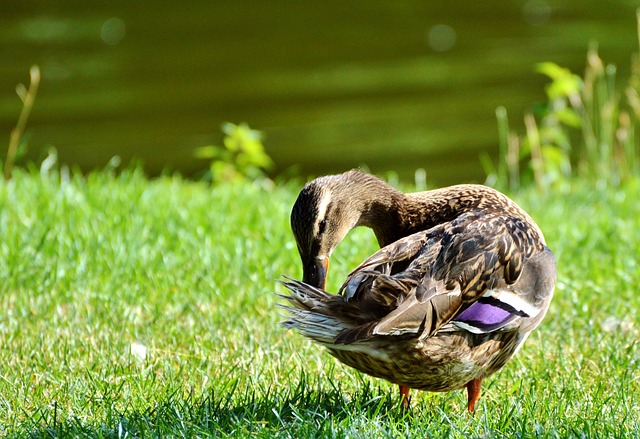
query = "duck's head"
xmin=290 ymin=173 xmax=364 ymax=289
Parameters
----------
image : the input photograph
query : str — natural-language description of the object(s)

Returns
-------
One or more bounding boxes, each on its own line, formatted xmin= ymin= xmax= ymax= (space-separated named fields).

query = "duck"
xmin=279 ymin=170 xmax=556 ymax=411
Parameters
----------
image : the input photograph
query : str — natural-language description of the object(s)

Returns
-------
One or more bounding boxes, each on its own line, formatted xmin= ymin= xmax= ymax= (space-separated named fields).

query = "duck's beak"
xmin=303 ymin=256 xmax=329 ymax=290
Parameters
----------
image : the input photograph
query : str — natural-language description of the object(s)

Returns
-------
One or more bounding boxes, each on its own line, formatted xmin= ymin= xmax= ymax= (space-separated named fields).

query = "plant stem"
xmin=4 ymin=65 xmax=40 ymax=180
xmin=524 ymin=112 xmax=544 ymax=190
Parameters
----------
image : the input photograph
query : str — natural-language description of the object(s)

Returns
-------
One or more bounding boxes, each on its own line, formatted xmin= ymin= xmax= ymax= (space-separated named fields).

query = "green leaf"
xmin=537 ymin=62 xmax=582 ymax=98
xmin=536 ymin=62 xmax=570 ymax=81
xmin=194 ymin=145 xmax=224 ymax=159
xmin=554 ymin=108 xmax=582 ymax=128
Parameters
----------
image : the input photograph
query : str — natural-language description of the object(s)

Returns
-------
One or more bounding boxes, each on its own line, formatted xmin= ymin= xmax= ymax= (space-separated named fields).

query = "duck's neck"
xmin=356 ymin=184 xmax=499 ymax=247
xmin=355 ymin=186 xmax=404 ymax=247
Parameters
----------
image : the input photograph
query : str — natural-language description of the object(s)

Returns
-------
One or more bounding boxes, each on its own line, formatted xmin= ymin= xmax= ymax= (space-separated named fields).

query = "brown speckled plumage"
xmin=281 ymin=170 xmax=556 ymax=411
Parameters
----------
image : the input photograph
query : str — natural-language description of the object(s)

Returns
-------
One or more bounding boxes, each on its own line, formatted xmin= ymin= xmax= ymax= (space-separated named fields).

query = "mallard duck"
xmin=280 ymin=170 xmax=555 ymax=411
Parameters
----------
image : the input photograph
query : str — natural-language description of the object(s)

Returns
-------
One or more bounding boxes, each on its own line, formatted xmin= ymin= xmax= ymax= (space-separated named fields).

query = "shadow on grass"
xmin=13 ymin=377 xmax=420 ymax=438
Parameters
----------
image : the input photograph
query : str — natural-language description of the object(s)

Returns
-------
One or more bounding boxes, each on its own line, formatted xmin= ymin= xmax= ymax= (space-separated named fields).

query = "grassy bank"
xmin=0 ymin=166 xmax=638 ymax=438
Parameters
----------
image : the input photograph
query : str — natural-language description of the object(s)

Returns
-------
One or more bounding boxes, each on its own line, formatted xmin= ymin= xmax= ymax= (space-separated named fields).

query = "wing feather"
xmin=333 ymin=211 xmax=544 ymax=344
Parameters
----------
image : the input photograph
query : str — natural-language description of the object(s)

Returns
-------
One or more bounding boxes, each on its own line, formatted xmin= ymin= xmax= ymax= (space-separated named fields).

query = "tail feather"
xmin=278 ymin=277 xmax=333 ymax=309
xmin=278 ymin=277 xmax=350 ymax=345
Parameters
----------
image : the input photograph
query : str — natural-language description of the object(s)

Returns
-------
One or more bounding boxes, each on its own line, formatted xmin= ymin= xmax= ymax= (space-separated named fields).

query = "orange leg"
xmin=465 ymin=378 xmax=483 ymax=412
xmin=399 ymin=385 xmax=411 ymax=408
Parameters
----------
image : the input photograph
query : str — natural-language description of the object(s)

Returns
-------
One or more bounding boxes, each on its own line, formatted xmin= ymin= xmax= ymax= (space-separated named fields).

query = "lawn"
xmin=0 ymin=166 xmax=638 ymax=438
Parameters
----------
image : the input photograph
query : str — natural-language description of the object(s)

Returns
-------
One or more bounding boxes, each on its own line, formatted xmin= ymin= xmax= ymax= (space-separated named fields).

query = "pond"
xmin=1 ymin=0 xmax=638 ymax=184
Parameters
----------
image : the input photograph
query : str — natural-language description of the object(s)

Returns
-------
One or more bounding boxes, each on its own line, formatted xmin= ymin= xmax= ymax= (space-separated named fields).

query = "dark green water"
xmin=1 ymin=1 xmax=638 ymax=184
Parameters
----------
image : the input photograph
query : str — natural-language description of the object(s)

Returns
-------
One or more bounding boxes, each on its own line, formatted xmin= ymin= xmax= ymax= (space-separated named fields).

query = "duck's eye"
xmin=318 ymin=219 xmax=327 ymax=234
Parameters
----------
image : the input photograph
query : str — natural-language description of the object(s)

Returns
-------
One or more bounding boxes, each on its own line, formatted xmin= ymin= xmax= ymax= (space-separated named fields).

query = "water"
xmin=1 ymin=1 xmax=638 ymax=184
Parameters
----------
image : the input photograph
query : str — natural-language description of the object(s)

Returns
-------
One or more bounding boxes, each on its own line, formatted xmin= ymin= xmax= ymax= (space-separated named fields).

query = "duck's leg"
xmin=465 ymin=378 xmax=483 ymax=412
xmin=399 ymin=385 xmax=411 ymax=408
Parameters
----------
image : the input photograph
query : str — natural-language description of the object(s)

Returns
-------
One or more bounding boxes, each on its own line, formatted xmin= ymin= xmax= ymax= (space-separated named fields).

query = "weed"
xmin=195 ymin=122 xmax=274 ymax=184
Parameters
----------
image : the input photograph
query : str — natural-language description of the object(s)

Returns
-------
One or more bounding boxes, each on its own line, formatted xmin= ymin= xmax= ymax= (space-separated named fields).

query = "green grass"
xmin=0 ymin=167 xmax=638 ymax=438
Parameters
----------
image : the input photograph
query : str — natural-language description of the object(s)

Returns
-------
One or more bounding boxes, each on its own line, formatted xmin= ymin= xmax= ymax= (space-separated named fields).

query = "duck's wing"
xmin=335 ymin=212 xmax=554 ymax=344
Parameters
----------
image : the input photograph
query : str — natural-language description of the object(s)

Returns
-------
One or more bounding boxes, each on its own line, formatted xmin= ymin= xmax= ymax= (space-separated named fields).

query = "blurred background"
xmin=1 ymin=0 xmax=638 ymax=185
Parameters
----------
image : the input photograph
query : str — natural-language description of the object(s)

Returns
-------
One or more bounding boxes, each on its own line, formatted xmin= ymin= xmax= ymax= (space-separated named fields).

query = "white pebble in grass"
xmin=130 ymin=342 xmax=148 ymax=362
xmin=601 ymin=317 xmax=634 ymax=334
